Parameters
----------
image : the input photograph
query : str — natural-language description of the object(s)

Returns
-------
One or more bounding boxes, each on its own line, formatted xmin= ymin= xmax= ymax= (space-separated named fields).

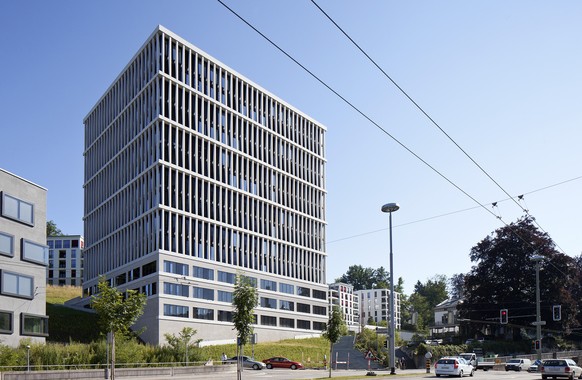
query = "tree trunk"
xmin=111 ymin=332 xmax=115 ymax=380
xmin=328 ymin=342 xmax=333 ymax=378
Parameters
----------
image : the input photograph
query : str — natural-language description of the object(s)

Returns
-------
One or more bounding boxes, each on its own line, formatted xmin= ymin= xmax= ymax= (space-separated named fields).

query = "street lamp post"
xmin=382 ymin=202 xmax=399 ymax=375
xmin=532 ymin=254 xmax=544 ymax=360
xmin=26 ymin=345 xmax=30 ymax=372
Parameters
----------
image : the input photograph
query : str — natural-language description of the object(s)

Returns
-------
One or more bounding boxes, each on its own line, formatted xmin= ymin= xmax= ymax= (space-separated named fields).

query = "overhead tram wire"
xmin=327 ymin=174 xmax=582 ymax=244
xmin=309 ymin=0 xmax=568 ymax=255
xmin=216 ymin=0 xmax=498 ymax=221
xmin=215 ymin=0 xmax=561 ymax=260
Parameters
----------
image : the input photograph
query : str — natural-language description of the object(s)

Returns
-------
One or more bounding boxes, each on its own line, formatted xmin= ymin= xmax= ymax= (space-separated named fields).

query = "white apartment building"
xmin=0 ymin=169 xmax=49 ymax=346
xmin=328 ymin=282 xmax=359 ymax=328
xmin=356 ymin=288 xmax=401 ymax=329
xmin=82 ymin=26 xmax=328 ymax=345
xmin=47 ymin=235 xmax=84 ymax=286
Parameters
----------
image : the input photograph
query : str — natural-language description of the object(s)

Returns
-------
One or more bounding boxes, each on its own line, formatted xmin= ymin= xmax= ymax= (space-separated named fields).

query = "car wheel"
xmin=436 ymin=374 xmax=440 ymax=377
xmin=542 ymin=375 xmax=547 ymax=379
xmin=459 ymin=370 xmax=464 ymax=378
xmin=253 ymin=364 xmax=259 ymax=370
xmin=266 ymin=363 xmax=272 ymax=369
xmin=291 ymin=364 xmax=297 ymax=370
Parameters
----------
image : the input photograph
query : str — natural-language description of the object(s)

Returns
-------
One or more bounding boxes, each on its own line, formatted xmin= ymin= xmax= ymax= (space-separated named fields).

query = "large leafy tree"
xmin=46 ymin=220 xmax=63 ymax=236
xmin=408 ymin=275 xmax=449 ymax=331
xmin=459 ymin=217 xmax=581 ymax=340
xmin=335 ymin=265 xmax=390 ymax=290
xmin=91 ymin=277 xmax=147 ymax=380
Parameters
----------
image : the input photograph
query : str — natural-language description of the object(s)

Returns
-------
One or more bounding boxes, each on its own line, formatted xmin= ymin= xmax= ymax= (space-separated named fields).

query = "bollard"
xmin=426 ymin=359 xmax=431 ymax=373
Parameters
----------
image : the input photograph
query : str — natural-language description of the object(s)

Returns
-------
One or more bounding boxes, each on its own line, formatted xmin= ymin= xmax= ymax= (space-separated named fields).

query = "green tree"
xmin=460 ymin=216 xmax=581 ymax=340
xmin=232 ymin=274 xmax=258 ymax=379
xmin=91 ymin=277 xmax=147 ymax=380
xmin=408 ymin=276 xmax=448 ymax=331
xmin=163 ymin=327 xmax=201 ymax=365
xmin=322 ymin=306 xmax=346 ymax=378
xmin=336 ymin=265 xmax=391 ymax=290
xmin=46 ymin=220 xmax=63 ymax=236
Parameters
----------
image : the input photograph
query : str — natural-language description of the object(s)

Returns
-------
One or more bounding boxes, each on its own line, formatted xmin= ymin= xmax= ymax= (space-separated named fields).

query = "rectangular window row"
xmin=0 ymin=311 xmax=48 ymax=337
xmin=161 ymin=303 xmax=323 ymax=330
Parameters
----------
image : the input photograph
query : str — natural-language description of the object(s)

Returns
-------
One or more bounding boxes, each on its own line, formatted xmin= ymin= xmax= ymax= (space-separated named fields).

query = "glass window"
xmin=47 ymin=240 xmax=54 ymax=249
xmin=193 ymin=287 xmax=214 ymax=300
xmin=0 ymin=232 xmax=14 ymax=257
xmin=297 ymin=319 xmax=310 ymax=330
xmin=313 ymin=305 xmax=327 ymax=316
xmin=142 ymin=261 xmax=157 ymax=276
xmin=1 ymin=271 xmax=33 ymax=299
xmin=313 ymin=321 xmax=326 ymax=331
xmin=280 ymin=317 xmax=294 ymax=328
xmin=71 ymin=239 xmax=79 ymax=248
xmin=163 ymin=304 xmax=189 ymax=318
xmin=0 ymin=310 xmax=13 ymax=334
xmin=260 ymin=315 xmax=277 ymax=326
xmin=163 ymin=282 xmax=189 ymax=297
xmin=260 ymin=297 xmax=277 ymax=309
xmin=21 ymin=313 xmax=48 ymax=337
xmin=55 ymin=240 xmax=62 ymax=249
xmin=1 ymin=193 xmax=34 ymax=225
xmin=218 ymin=310 xmax=233 ymax=322
xmin=279 ymin=283 xmax=294 ymax=294
xmin=163 ymin=261 xmax=188 ymax=276
xmin=279 ymin=300 xmax=294 ymax=311
xmin=297 ymin=286 xmax=310 ymax=297
xmin=193 ymin=266 xmax=214 ymax=280
xmin=21 ymin=239 xmax=48 ymax=265
xmin=217 ymin=290 xmax=233 ymax=303
xmin=217 ymin=270 xmax=235 ymax=284
xmin=260 ymin=279 xmax=277 ymax=291
xmin=297 ymin=303 xmax=310 ymax=313
xmin=313 ymin=289 xmax=327 ymax=300
xmin=63 ymin=240 xmax=70 ymax=248
xmin=241 ymin=276 xmax=257 ymax=288
xmin=193 ymin=307 xmax=214 ymax=320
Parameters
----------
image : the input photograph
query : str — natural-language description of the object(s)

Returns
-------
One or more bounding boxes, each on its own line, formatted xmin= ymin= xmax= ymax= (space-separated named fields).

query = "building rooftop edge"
xmin=0 ymin=168 xmax=48 ymax=191
xmin=83 ymin=25 xmax=327 ymax=131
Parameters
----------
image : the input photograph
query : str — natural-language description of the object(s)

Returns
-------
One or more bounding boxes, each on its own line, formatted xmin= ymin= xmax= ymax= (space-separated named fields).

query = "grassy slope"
xmin=46 ymin=285 xmax=101 ymax=343
xmin=46 ymin=285 xmax=329 ymax=365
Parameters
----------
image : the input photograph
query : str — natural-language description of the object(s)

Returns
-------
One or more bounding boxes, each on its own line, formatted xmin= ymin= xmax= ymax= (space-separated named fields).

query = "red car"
xmin=262 ymin=356 xmax=304 ymax=370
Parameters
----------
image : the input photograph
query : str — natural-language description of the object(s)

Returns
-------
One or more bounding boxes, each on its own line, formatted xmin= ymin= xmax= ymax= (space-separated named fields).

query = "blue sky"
xmin=1 ymin=1 xmax=581 ymax=295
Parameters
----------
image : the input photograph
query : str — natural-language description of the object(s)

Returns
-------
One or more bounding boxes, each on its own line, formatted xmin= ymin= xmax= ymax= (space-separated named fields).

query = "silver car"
xmin=435 ymin=357 xmax=475 ymax=377
xmin=226 ymin=356 xmax=267 ymax=370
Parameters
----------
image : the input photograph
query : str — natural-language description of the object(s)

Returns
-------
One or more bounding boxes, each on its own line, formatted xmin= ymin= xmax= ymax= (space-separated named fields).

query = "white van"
xmin=505 ymin=358 xmax=531 ymax=371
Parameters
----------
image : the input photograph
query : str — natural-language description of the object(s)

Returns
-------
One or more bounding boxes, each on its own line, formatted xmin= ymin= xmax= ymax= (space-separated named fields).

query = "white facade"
xmin=0 ymin=168 xmax=49 ymax=346
xmin=47 ymin=235 xmax=84 ymax=286
xmin=329 ymin=282 xmax=359 ymax=327
xmin=82 ymin=26 xmax=328 ymax=345
xmin=356 ymin=288 xmax=401 ymax=329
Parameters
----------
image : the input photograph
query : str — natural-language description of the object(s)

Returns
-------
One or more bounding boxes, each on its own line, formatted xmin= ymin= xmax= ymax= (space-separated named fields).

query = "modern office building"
xmin=47 ymin=235 xmax=84 ymax=286
xmin=356 ymin=288 xmax=401 ymax=329
xmin=0 ymin=168 xmax=49 ymax=346
xmin=82 ymin=26 xmax=327 ymax=345
xmin=328 ymin=282 xmax=359 ymax=329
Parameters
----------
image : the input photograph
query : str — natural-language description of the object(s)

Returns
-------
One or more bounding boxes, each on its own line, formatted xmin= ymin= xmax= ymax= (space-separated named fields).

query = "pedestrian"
xmin=221 ymin=352 xmax=227 ymax=364
xmin=400 ymin=356 xmax=406 ymax=369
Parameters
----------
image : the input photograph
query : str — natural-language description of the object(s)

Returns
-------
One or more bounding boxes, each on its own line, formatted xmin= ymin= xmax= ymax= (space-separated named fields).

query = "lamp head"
xmin=381 ymin=203 xmax=400 ymax=213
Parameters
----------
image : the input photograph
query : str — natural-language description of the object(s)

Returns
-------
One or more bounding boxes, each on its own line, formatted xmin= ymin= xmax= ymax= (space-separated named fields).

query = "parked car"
xmin=541 ymin=358 xmax=582 ymax=379
xmin=226 ymin=356 xmax=266 ymax=370
xmin=529 ymin=359 xmax=543 ymax=372
xmin=262 ymin=356 xmax=304 ymax=369
xmin=505 ymin=358 xmax=532 ymax=371
xmin=435 ymin=357 xmax=475 ymax=377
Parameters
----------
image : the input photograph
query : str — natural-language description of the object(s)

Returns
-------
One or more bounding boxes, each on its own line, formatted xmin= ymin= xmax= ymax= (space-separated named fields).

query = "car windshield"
xmin=508 ymin=360 xmax=520 ymax=363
